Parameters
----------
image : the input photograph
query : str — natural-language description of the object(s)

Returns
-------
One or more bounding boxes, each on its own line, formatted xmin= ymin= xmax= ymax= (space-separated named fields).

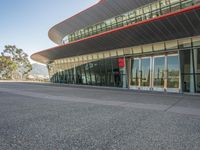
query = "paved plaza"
xmin=0 ymin=82 xmax=200 ymax=150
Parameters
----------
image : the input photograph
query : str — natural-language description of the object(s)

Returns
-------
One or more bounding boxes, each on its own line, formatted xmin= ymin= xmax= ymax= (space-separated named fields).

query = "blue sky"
xmin=0 ymin=0 xmax=98 ymax=63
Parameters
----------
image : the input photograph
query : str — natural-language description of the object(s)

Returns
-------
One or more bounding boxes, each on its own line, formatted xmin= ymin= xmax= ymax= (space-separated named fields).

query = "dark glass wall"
xmin=51 ymin=57 xmax=126 ymax=88
xmin=65 ymin=0 xmax=197 ymax=43
xmin=195 ymin=48 xmax=200 ymax=93
xmin=180 ymin=48 xmax=200 ymax=93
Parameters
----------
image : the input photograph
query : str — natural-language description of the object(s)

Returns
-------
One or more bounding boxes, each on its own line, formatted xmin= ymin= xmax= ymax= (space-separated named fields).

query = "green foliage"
xmin=0 ymin=45 xmax=32 ymax=80
xmin=0 ymin=56 xmax=17 ymax=79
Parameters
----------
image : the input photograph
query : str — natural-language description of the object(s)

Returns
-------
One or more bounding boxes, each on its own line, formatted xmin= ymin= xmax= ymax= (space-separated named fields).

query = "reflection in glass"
xmin=131 ymin=59 xmax=139 ymax=86
xmin=85 ymin=64 xmax=91 ymax=85
xmin=141 ymin=58 xmax=150 ymax=87
xmin=81 ymin=65 xmax=87 ymax=84
xmin=154 ymin=57 xmax=165 ymax=88
xmin=63 ymin=0 xmax=194 ymax=43
xmin=167 ymin=55 xmax=179 ymax=88
xmin=180 ymin=50 xmax=191 ymax=92
xmin=196 ymin=49 xmax=200 ymax=93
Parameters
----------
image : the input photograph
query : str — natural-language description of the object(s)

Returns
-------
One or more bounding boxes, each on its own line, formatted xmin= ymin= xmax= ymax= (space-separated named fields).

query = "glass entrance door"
xmin=140 ymin=57 xmax=151 ymax=90
xmin=167 ymin=55 xmax=180 ymax=92
xmin=130 ymin=58 xmax=140 ymax=89
xmin=153 ymin=56 xmax=165 ymax=91
xmin=130 ymin=54 xmax=180 ymax=92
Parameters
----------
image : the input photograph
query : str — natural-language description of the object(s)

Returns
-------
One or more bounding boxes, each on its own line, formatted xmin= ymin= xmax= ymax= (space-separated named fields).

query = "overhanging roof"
xmin=49 ymin=0 xmax=157 ymax=44
xmin=32 ymin=5 xmax=200 ymax=64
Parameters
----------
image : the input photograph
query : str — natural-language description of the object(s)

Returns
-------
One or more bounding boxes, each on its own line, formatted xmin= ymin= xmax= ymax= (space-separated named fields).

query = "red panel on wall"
xmin=118 ymin=58 xmax=125 ymax=68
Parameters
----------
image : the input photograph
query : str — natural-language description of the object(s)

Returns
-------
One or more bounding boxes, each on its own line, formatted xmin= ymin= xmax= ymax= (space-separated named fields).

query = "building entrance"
xmin=130 ymin=54 xmax=180 ymax=92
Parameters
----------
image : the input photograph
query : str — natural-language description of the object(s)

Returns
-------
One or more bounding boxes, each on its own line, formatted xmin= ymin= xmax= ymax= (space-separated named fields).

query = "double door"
xmin=130 ymin=54 xmax=180 ymax=92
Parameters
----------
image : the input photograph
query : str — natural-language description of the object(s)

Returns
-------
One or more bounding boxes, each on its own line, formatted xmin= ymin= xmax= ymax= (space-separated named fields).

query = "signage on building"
xmin=118 ymin=58 xmax=125 ymax=68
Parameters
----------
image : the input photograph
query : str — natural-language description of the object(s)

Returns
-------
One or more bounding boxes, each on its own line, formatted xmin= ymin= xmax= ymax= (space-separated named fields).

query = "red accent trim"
xmin=34 ymin=4 xmax=200 ymax=55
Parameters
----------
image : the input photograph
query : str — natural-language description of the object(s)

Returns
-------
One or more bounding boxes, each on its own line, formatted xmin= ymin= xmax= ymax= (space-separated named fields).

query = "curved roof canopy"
xmin=31 ymin=5 xmax=200 ymax=64
xmin=49 ymin=0 xmax=157 ymax=44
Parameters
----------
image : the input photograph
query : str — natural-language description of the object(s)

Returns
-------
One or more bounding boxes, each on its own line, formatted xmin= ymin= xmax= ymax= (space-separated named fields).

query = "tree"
xmin=1 ymin=45 xmax=32 ymax=79
xmin=0 ymin=56 xmax=17 ymax=79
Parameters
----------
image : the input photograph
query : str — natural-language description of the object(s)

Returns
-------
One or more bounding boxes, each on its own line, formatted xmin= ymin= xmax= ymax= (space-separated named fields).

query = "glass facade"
xmin=196 ymin=48 xmax=200 ymax=92
xmin=167 ymin=55 xmax=180 ymax=88
xmin=131 ymin=59 xmax=140 ymax=87
xmin=180 ymin=47 xmax=200 ymax=93
xmin=62 ymin=0 xmax=200 ymax=44
xmin=141 ymin=58 xmax=151 ymax=87
xmin=153 ymin=56 xmax=165 ymax=89
xmin=50 ymin=58 xmax=126 ymax=88
xmin=49 ymin=36 xmax=200 ymax=93
xmin=130 ymin=54 xmax=179 ymax=92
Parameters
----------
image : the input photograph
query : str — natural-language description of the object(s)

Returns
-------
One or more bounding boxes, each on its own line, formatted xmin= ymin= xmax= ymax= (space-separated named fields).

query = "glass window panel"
xmin=154 ymin=57 xmax=165 ymax=88
xmin=161 ymin=0 xmax=170 ymax=6
xmin=131 ymin=59 xmax=140 ymax=86
xmin=93 ymin=61 xmax=101 ymax=85
xmin=180 ymin=50 xmax=191 ymax=92
xmin=170 ymin=0 xmax=180 ymax=3
xmin=88 ymin=62 xmax=96 ymax=85
xmin=151 ymin=2 xmax=160 ymax=11
xmin=170 ymin=0 xmax=181 ymax=11
xmin=196 ymin=48 xmax=200 ymax=92
xmin=143 ymin=6 xmax=151 ymax=13
xmin=112 ymin=58 xmax=122 ymax=87
xmin=167 ymin=55 xmax=180 ymax=88
xmin=129 ymin=11 xmax=135 ymax=18
xmin=141 ymin=58 xmax=151 ymax=86
xmin=85 ymin=64 xmax=91 ymax=85
xmin=194 ymin=0 xmax=200 ymax=4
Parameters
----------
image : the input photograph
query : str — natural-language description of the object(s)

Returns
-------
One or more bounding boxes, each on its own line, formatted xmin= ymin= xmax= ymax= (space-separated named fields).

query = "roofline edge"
xmin=48 ymin=0 xmax=102 ymax=45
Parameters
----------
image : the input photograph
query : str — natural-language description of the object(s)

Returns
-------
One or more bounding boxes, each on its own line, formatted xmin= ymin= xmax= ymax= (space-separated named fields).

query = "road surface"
xmin=0 ymin=82 xmax=200 ymax=150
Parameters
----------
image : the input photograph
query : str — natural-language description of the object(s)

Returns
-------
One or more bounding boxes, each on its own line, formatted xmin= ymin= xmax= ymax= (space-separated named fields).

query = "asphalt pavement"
xmin=0 ymin=82 xmax=200 ymax=150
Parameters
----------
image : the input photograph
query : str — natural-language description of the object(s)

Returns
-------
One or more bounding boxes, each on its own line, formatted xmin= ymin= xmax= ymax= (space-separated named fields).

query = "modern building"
xmin=31 ymin=0 xmax=200 ymax=93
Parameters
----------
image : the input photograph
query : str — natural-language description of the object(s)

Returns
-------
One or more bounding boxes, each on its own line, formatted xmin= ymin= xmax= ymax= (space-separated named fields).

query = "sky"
xmin=0 ymin=0 xmax=98 ymax=63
